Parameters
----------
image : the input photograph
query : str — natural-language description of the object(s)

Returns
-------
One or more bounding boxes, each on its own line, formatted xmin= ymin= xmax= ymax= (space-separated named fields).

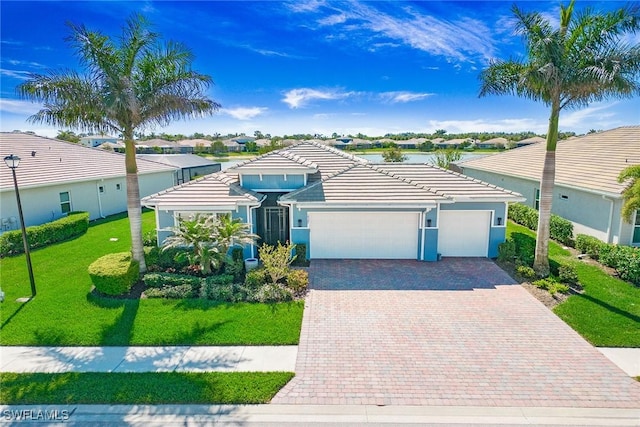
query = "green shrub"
xmin=203 ymin=274 xmax=234 ymax=287
xmin=550 ymin=215 xmax=574 ymax=247
xmin=143 ymin=230 xmax=158 ymax=247
xmin=0 ymin=212 xmax=89 ymax=257
xmin=244 ymin=268 xmax=267 ymax=290
xmin=611 ymin=246 xmax=640 ymax=285
xmin=511 ymin=232 xmax=536 ymax=267
xmin=259 ymin=242 xmax=296 ymax=284
xmin=598 ymin=244 xmax=620 ymax=268
xmin=224 ymin=258 xmax=245 ymax=281
xmin=88 ymin=252 xmax=139 ymax=296
xmin=548 ymin=282 xmax=570 ymax=296
xmin=292 ymin=243 xmax=308 ymax=266
xmin=558 ymin=263 xmax=579 ymax=285
xmin=516 ymin=265 xmax=536 ymax=280
xmin=575 ymin=234 xmax=605 ymax=260
xmin=144 ymin=284 xmax=198 ymax=299
xmin=147 ymin=246 xmax=191 ymax=270
xmin=251 ymin=283 xmax=293 ymax=303
xmin=286 ymin=269 xmax=309 ymax=294
xmin=508 ymin=203 xmax=574 ymax=246
xmin=142 ymin=272 xmax=201 ymax=292
xmin=532 ymin=278 xmax=554 ymax=290
xmin=497 ymin=239 xmax=516 ymax=262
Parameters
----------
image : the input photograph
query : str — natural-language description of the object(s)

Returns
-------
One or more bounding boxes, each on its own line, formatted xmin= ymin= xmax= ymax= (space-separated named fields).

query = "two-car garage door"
xmin=309 ymin=212 xmax=419 ymax=259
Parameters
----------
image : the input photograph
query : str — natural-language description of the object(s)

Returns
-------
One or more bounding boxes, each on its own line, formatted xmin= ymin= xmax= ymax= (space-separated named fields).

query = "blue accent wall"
xmin=241 ymin=174 xmax=305 ymax=191
xmin=423 ymin=228 xmax=439 ymax=261
xmin=488 ymin=226 xmax=506 ymax=258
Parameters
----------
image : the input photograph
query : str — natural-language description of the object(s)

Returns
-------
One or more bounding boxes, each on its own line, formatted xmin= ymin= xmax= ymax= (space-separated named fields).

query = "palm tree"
xmin=163 ymin=214 xmax=220 ymax=275
xmin=479 ymin=1 xmax=640 ymax=275
xmin=18 ymin=14 xmax=220 ymax=272
xmin=618 ymin=165 xmax=640 ymax=223
xmin=214 ymin=214 xmax=258 ymax=264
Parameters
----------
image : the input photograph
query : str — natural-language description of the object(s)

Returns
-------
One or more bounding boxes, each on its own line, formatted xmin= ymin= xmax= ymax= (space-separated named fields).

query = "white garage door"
xmin=438 ymin=210 xmax=491 ymax=257
xmin=309 ymin=212 xmax=419 ymax=259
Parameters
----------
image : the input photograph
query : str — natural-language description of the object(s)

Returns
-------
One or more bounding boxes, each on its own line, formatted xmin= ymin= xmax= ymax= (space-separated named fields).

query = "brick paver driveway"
xmin=272 ymin=259 xmax=640 ymax=407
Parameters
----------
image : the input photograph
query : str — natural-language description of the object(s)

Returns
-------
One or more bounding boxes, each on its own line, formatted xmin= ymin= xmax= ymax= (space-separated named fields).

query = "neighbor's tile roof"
xmin=460 ymin=126 xmax=640 ymax=196
xmin=280 ymin=163 xmax=449 ymax=205
xmin=0 ymin=132 xmax=175 ymax=191
xmin=137 ymin=154 xmax=219 ymax=169
xmin=378 ymin=163 xmax=524 ymax=201
xmin=141 ymin=172 xmax=263 ymax=208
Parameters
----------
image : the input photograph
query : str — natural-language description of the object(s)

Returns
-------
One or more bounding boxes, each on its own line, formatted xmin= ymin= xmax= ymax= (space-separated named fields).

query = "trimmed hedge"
xmin=88 ymin=252 xmax=139 ymax=296
xmin=0 ymin=212 xmax=89 ymax=257
xmin=575 ymin=234 xmax=605 ymax=260
xmin=508 ymin=203 xmax=574 ymax=246
xmin=143 ymin=272 xmax=201 ymax=290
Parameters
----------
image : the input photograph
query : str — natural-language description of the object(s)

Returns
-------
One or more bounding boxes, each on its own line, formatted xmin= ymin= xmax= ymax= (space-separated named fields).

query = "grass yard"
xmin=507 ymin=222 xmax=640 ymax=347
xmin=0 ymin=211 xmax=303 ymax=346
xmin=0 ymin=372 xmax=293 ymax=404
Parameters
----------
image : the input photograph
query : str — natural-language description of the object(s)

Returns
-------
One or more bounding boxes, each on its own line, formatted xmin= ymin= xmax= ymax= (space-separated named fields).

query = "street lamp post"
xmin=4 ymin=154 xmax=36 ymax=297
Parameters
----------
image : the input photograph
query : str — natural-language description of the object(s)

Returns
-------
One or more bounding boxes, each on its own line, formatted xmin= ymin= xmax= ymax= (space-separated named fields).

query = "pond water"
xmin=217 ymin=152 xmax=490 ymax=170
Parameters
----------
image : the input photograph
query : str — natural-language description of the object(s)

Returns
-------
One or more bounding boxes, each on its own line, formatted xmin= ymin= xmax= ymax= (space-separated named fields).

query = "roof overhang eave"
xmin=280 ymin=201 xmax=440 ymax=209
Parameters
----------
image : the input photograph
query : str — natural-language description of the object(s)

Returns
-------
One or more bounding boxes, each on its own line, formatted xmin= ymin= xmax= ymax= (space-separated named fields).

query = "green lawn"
xmin=0 ymin=372 xmax=293 ymax=404
xmin=507 ymin=222 xmax=640 ymax=347
xmin=0 ymin=211 xmax=303 ymax=346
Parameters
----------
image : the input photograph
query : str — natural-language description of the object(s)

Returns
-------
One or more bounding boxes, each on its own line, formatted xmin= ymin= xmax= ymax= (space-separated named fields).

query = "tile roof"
xmin=377 ymin=164 xmax=524 ymax=201
xmin=280 ymin=163 xmax=449 ymax=205
xmin=0 ymin=132 xmax=176 ymax=191
xmin=460 ymin=126 xmax=640 ymax=196
xmin=141 ymin=172 xmax=263 ymax=208
xmin=283 ymin=141 xmax=366 ymax=181
xmin=228 ymin=150 xmax=319 ymax=174
xmin=137 ymin=154 xmax=219 ymax=169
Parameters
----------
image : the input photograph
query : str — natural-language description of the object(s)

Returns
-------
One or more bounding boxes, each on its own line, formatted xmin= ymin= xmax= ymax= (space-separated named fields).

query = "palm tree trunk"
xmin=124 ymin=134 xmax=147 ymax=273
xmin=533 ymin=103 xmax=560 ymax=276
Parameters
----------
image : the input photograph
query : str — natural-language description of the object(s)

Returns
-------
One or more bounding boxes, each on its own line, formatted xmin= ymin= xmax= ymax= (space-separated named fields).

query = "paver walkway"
xmin=0 ymin=346 xmax=297 ymax=373
xmin=272 ymin=259 xmax=640 ymax=407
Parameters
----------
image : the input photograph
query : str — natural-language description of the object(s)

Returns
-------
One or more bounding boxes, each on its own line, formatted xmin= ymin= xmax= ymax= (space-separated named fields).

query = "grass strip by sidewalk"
xmin=507 ymin=222 xmax=640 ymax=347
xmin=0 ymin=372 xmax=294 ymax=404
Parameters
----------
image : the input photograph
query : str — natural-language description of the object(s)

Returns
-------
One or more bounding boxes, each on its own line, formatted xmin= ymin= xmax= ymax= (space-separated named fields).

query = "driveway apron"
xmin=272 ymin=259 xmax=640 ymax=407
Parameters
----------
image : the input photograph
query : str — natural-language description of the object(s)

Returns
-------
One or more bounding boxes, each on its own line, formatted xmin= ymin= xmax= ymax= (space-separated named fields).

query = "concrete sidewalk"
xmin=1 ymin=404 xmax=639 ymax=426
xmin=597 ymin=347 xmax=640 ymax=377
xmin=0 ymin=346 xmax=297 ymax=373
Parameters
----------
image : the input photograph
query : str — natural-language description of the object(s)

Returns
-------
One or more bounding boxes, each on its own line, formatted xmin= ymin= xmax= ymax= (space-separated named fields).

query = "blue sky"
xmin=1 ymin=1 xmax=638 ymax=138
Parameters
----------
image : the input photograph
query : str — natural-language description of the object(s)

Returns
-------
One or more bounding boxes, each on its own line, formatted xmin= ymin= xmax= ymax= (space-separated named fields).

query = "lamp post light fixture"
xmin=4 ymin=154 xmax=36 ymax=298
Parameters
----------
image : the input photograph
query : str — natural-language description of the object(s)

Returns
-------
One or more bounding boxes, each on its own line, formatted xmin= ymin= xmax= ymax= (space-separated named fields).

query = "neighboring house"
xmin=459 ymin=126 xmax=640 ymax=246
xmin=177 ymin=139 xmax=212 ymax=154
xmin=516 ymin=136 xmax=545 ymax=147
xmin=143 ymin=141 xmax=523 ymax=260
xmin=0 ymin=133 xmax=177 ymax=229
xmin=476 ymin=137 xmax=509 ymax=149
xmin=139 ymin=138 xmax=181 ymax=153
xmin=137 ymin=154 xmax=221 ymax=184
xmin=80 ymin=134 xmax=119 ymax=148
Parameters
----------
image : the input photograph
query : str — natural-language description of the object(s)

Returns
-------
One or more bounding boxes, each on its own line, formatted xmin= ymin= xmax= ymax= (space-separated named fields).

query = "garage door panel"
xmin=309 ymin=212 xmax=419 ymax=259
xmin=438 ymin=210 xmax=490 ymax=257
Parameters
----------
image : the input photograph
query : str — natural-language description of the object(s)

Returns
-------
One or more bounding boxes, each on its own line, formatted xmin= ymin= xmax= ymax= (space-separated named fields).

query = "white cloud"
xmin=560 ymin=103 xmax=618 ymax=129
xmin=282 ymin=88 xmax=354 ymax=109
xmin=221 ymin=107 xmax=268 ymax=120
xmin=379 ymin=91 xmax=434 ymax=103
xmin=298 ymin=2 xmax=497 ymax=63
xmin=0 ymin=69 xmax=32 ymax=80
xmin=427 ymin=118 xmax=545 ymax=134
xmin=0 ymin=99 xmax=42 ymax=115
xmin=287 ymin=0 xmax=325 ymax=13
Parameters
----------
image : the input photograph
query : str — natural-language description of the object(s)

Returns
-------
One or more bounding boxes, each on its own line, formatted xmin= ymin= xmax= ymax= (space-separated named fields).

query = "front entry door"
xmin=263 ymin=207 xmax=288 ymax=245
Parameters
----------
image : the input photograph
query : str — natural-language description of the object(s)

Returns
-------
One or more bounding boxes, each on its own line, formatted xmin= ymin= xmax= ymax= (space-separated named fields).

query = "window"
xmin=116 ymin=184 xmax=121 ymax=190
xmin=59 ymin=192 xmax=71 ymax=214
xmin=99 ymin=185 xmax=105 ymax=193
xmin=560 ymin=194 xmax=569 ymax=200
xmin=534 ymin=189 xmax=540 ymax=210
xmin=633 ymin=211 xmax=640 ymax=245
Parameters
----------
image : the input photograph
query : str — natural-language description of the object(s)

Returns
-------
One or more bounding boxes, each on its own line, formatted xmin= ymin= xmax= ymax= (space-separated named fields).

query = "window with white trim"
xmin=59 ymin=192 xmax=71 ymax=214
xmin=633 ymin=211 xmax=640 ymax=245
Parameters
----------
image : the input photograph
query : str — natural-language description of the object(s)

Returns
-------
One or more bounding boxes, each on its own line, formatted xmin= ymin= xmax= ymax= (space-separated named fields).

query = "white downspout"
xmin=96 ymin=181 xmax=105 ymax=218
xmin=421 ymin=210 xmax=427 ymax=261
xmin=248 ymin=203 xmax=261 ymax=258
xmin=603 ymin=195 xmax=615 ymax=244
